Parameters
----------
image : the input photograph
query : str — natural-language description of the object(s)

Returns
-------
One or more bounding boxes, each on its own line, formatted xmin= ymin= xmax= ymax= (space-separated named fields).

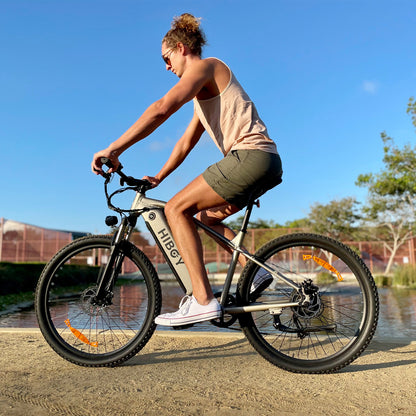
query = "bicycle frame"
xmin=130 ymin=191 xmax=300 ymax=314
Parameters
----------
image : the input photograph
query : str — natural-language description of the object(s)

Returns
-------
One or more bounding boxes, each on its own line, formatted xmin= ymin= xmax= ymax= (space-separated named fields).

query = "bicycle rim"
xmin=35 ymin=236 xmax=161 ymax=366
xmin=238 ymin=233 xmax=379 ymax=373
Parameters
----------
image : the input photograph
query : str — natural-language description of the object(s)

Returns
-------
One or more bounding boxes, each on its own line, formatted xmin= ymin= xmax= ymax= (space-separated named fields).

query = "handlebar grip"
xmin=100 ymin=157 xmax=123 ymax=172
xmin=99 ymin=157 xmax=149 ymax=189
xmin=100 ymin=157 xmax=113 ymax=168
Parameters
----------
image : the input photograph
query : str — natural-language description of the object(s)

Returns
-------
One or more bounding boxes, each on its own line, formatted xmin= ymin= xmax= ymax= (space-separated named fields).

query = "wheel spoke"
xmin=238 ymin=233 xmax=378 ymax=373
xmin=36 ymin=236 xmax=160 ymax=366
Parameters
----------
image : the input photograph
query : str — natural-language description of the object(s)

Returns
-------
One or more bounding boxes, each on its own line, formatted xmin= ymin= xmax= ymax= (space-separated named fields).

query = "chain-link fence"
xmin=0 ymin=219 xmax=73 ymax=262
xmin=138 ymin=228 xmax=416 ymax=276
xmin=2 ymin=218 xmax=415 ymax=275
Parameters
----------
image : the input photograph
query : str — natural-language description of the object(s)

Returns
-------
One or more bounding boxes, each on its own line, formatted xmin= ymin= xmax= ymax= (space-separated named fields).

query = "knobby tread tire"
xmin=35 ymin=235 xmax=161 ymax=367
xmin=237 ymin=233 xmax=379 ymax=374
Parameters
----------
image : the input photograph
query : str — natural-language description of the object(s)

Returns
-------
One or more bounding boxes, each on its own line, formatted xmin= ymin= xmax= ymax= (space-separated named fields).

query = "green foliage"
xmin=199 ymin=230 xmax=217 ymax=251
xmin=316 ymin=272 xmax=336 ymax=284
xmin=223 ymin=215 xmax=243 ymax=230
xmin=392 ymin=265 xmax=416 ymax=288
xmin=347 ymin=244 xmax=362 ymax=257
xmin=407 ymin=96 xmax=416 ymax=129
xmin=0 ymin=291 xmax=35 ymax=311
xmin=307 ymin=197 xmax=361 ymax=240
xmin=356 ymin=131 xmax=416 ymax=221
xmin=249 ymin=228 xmax=288 ymax=251
xmin=0 ymin=262 xmax=45 ymax=296
xmin=51 ymin=265 xmax=100 ymax=287
xmin=356 ymin=98 xmax=416 ymax=274
xmin=0 ymin=262 xmax=100 ymax=296
xmin=374 ymin=275 xmax=393 ymax=287
xmin=284 ymin=218 xmax=311 ymax=229
xmin=250 ymin=218 xmax=282 ymax=229
xmin=225 ymin=215 xmax=281 ymax=230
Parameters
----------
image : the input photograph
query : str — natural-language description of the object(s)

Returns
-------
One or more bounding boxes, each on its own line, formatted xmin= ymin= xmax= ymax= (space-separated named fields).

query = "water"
xmin=1 ymin=284 xmax=415 ymax=342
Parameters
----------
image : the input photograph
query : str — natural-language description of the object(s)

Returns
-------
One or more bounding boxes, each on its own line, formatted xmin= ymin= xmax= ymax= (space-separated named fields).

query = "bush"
xmin=374 ymin=275 xmax=393 ymax=287
xmin=316 ymin=271 xmax=336 ymax=284
xmin=392 ymin=265 xmax=416 ymax=288
xmin=0 ymin=262 xmax=100 ymax=296
xmin=0 ymin=262 xmax=45 ymax=295
xmin=0 ymin=291 xmax=35 ymax=311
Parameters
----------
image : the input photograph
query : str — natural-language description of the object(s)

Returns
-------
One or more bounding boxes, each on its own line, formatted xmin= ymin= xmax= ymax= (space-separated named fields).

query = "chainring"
xmin=210 ymin=292 xmax=238 ymax=328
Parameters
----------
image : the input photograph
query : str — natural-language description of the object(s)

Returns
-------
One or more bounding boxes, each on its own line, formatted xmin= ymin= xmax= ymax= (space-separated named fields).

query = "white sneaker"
xmin=250 ymin=270 xmax=273 ymax=299
xmin=155 ymin=295 xmax=222 ymax=327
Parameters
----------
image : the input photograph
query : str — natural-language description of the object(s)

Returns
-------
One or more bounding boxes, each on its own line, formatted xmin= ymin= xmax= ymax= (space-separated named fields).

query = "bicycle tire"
xmin=35 ymin=235 xmax=161 ymax=367
xmin=237 ymin=233 xmax=379 ymax=374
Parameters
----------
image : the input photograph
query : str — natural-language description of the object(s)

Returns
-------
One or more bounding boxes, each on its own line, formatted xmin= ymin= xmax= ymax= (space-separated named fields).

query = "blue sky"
xmin=1 ymin=0 xmax=416 ymax=234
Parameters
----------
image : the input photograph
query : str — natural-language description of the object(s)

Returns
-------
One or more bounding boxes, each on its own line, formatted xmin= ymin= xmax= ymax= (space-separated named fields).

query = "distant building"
xmin=0 ymin=218 xmax=88 ymax=262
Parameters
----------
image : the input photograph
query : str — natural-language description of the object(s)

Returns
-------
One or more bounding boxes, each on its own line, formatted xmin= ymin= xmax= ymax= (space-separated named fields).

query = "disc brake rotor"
xmin=290 ymin=280 xmax=323 ymax=319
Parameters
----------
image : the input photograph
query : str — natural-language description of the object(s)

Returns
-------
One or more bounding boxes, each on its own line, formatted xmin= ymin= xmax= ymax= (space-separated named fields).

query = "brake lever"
xmin=99 ymin=156 xmax=150 ymax=189
xmin=102 ymin=171 xmax=111 ymax=181
xmin=100 ymin=157 xmax=123 ymax=171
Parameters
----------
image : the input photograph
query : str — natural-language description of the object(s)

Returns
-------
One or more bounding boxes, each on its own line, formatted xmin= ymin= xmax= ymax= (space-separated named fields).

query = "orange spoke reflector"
xmin=302 ymin=255 xmax=344 ymax=281
xmin=64 ymin=319 xmax=98 ymax=348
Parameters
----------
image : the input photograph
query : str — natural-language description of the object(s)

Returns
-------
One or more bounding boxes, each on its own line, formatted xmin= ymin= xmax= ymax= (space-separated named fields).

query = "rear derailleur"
xmin=271 ymin=279 xmax=335 ymax=338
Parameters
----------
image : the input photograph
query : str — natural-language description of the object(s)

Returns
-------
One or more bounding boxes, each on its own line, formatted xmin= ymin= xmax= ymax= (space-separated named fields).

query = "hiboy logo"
xmin=157 ymin=228 xmax=184 ymax=265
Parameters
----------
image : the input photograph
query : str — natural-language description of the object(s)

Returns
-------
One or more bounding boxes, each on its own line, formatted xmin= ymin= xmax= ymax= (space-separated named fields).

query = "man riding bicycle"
xmin=92 ymin=13 xmax=283 ymax=327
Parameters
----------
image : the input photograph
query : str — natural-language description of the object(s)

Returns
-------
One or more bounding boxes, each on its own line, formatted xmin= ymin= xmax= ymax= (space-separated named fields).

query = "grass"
xmin=0 ymin=291 xmax=35 ymax=312
xmin=392 ymin=265 xmax=416 ymax=288
xmin=316 ymin=271 xmax=337 ymax=284
xmin=374 ymin=265 xmax=416 ymax=288
xmin=374 ymin=275 xmax=393 ymax=287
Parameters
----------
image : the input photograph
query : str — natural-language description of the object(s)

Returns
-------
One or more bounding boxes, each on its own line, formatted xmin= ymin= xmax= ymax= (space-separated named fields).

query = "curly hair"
xmin=163 ymin=13 xmax=207 ymax=56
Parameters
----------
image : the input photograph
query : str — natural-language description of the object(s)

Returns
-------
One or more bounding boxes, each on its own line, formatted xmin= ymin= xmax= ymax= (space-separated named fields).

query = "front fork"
xmin=94 ymin=216 xmax=135 ymax=305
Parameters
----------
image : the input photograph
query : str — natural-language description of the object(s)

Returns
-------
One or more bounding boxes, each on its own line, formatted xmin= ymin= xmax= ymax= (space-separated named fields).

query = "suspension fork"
xmin=94 ymin=217 xmax=135 ymax=302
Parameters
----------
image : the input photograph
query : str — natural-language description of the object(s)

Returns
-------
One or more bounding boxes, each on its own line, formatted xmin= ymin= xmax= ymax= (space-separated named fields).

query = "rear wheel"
xmin=238 ymin=233 xmax=379 ymax=373
xmin=35 ymin=235 xmax=161 ymax=367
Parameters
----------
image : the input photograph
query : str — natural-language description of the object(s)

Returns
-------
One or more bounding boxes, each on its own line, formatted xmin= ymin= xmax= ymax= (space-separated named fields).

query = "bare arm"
xmin=144 ymin=112 xmax=205 ymax=187
xmin=91 ymin=59 xmax=212 ymax=174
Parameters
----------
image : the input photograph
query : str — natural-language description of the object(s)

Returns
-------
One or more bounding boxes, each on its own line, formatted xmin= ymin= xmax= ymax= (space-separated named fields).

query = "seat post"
xmin=219 ymin=197 xmax=258 ymax=306
xmin=239 ymin=198 xmax=257 ymax=234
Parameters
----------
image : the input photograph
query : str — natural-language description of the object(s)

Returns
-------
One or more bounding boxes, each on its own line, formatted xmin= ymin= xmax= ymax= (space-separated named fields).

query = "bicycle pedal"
xmin=172 ymin=324 xmax=195 ymax=330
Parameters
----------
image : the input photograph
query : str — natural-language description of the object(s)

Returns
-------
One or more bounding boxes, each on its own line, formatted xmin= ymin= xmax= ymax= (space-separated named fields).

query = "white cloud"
xmin=148 ymin=137 xmax=174 ymax=152
xmin=362 ymin=80 xmax=378 ymax=94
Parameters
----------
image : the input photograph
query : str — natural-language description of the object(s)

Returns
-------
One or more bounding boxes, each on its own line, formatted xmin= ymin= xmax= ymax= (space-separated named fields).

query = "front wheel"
xmin=35 ymin=235 xmax=161 ymax=367
xmin=237 ymin=233 xmax=379 ymax=373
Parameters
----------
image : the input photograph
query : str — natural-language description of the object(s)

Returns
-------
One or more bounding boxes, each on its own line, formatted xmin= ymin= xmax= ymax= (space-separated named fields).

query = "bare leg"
xmin=164 ymin=175 xmax=239 ymax=305
xmin=196 ymin=206 xmax=248 ymax=268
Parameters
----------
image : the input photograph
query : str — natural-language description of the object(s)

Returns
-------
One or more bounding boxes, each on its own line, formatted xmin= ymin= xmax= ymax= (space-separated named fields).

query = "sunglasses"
xmin=162 ymin=47 xmax=175 ymax=65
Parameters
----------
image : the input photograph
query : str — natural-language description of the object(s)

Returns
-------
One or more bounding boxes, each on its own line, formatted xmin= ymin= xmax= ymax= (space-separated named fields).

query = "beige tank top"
xmin=193 ymin=59 xmax=277 ymax=156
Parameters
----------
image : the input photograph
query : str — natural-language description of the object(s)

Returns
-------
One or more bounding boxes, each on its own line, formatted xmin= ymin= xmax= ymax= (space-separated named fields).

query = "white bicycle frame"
xmin=130 ymin=191 xmax=300 ymax=314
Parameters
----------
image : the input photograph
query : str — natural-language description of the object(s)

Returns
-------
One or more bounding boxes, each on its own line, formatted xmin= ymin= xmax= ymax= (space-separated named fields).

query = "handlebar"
xmin=100 ymin=157 xmax=152 ymax=190
xmin=100 ymin=157 xmax=153 ymax=214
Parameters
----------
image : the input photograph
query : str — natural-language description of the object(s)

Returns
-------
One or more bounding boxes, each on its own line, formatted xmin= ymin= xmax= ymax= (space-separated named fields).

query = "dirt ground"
xmin=0 ymin=328 xmax=415 ymax=416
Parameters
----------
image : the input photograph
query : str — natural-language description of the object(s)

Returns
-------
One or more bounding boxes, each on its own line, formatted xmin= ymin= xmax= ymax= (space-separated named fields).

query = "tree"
xmin=108 ymin=225 xmax=152 ymax=247
xmin=224 ymin=216 xmax=281 ymax=230
xmin=356 ymin=99 xmax=416 ymax=274
xmin=407 ymin=96 xmax=416 ymax=130
xmin=284 ymin=218 xmax=311 ymax=229
xmin=307 ymin=197 xmax=361 ymax=240
xmin=223 ymin=215 xmax=244 ymax=230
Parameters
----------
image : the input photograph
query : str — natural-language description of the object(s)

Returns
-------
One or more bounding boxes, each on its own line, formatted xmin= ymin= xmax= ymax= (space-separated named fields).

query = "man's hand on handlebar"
xmin=142 ymin=175 xmax=161 ymax=189
xmin=91 ymin=149 xmax=121 ymax=175
xmin=91 ymin=150 xmax=155 ymax=191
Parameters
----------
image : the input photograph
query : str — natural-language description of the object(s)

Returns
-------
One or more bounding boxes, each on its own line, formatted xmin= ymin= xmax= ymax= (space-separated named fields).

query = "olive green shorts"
xmin=202 ymin=149 xmax=283 ymax=209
